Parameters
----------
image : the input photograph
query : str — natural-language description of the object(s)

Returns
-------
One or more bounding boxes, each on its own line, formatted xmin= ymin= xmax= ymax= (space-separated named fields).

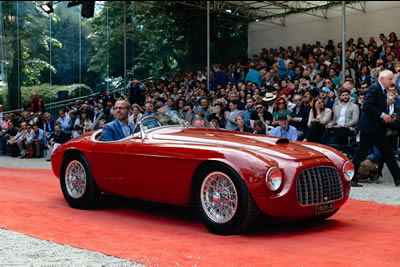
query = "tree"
xmin=2 ymin=1 xmax=59 ymax=110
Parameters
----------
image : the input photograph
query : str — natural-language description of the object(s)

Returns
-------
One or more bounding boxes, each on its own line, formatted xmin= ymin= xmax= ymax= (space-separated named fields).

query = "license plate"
xmin=316 ymin=203 xmax=334 ymax=214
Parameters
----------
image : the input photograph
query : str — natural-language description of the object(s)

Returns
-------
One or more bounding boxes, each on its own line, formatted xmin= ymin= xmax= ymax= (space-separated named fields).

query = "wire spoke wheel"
xmin=65 ymin=160 xmax=87 ymax=199
xmin=200 ymin=171 xmax=238 ymax=223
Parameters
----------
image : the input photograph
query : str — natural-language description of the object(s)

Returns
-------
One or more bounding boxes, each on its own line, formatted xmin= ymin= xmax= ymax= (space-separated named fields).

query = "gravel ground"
xmin=0 ymin=155 xmax=399 ymax=266
xmin=0 ymin=228 xmax=142 ymax=267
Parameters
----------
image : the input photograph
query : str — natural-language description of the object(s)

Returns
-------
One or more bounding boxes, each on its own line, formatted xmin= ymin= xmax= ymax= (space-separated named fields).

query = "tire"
xmin=193 ymin=162 xmax=257 ymax=235
xmin=60 ymin=152 xmax=100 ymax=209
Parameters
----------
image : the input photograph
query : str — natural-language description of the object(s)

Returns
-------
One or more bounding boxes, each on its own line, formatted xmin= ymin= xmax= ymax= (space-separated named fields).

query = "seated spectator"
xmin=320 ymin=87 xmax=334 ymax=110
xmin=182 ymin=102 xmax=195 ymax=125
xmin=271 ymin=114 xmax=298 ymax=141
xmin=194 ymin=97 xmax=211 ymax=121
xmin=75 ymin=111 xmax=92 ymax=134
xmin=272 ymin=97 xmax=291 ymax=126
xmin=98 ymin=119 xmax=106 ymax=129
xmin=193 ymin=112 xmax=207 ymax=127
xmin=64 ymin=110 xmax=77 ymax=137
xmin=29 ymin=124 xmax=47 ymax=158
xmin=46 ymin=124 xmax=70 ymax=161
xmin=250 ymin=100 xmax=273 ymax=128
xmin=0 ymin=121 xmax=18 ymax=155
xmin=17 ymin=123 xmax=33 ymax=158
xmin=73 ymin=125 xmax=84 ymax=139
xmin=289 ymin=94 xmax=311 ymax=140
xmin=262 ymin=92 xmax=276 ymax=114
xmin=304 ymin=97 xmax=332 ymax=143
xmin=212 ymin=101 xmax=227 ymax=128
xmin=128 ymin=103 xmax=143 ymax=126
xmin=323 ymin=89 xmax=360 ymax=145
xmin=102 ymin=107 xmax=115 ymax=123
xmin=44 ymin=112 xmax=56 ymax=137
xmin=235 ymin=114 xmax=252 ymax=133
xmin=225 ymin=100 xmax=242 ymax=131
xmin=243 ymin=97 xmax=255 ymax=128
xmin=56 ymin=109 xmax=70 ymax=132
xmin=91 ymin=106 xmax=104 ymax=130
xmin=208 ymin=113 xmax=222 ymax=129
xmin=253 ymin=120 xmax=267 ymax=135
xmin=102 ymin=99 xmax=135 ymax=142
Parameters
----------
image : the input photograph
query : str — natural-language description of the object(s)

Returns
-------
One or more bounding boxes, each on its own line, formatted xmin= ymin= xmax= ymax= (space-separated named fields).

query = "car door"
xmin=89 ymin=138 xmax=128 ymax=194
xmin=123 ymin=136 xmax=199 ymax=205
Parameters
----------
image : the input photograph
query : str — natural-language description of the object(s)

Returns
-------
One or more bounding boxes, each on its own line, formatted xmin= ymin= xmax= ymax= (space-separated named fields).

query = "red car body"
xmin=52 ymin=126 xmax=351 ymax=219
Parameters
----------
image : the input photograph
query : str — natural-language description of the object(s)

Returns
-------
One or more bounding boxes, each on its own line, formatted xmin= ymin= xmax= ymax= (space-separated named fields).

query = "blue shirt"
xmin=115 ymin=119 xmax=131 ymax=138
xmin=272 ymin=125 xmax=298 ymax=141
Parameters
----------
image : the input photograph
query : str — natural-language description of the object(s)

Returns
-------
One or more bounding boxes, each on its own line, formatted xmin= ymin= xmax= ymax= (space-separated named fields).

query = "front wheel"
xmin=60 ymin=152 xmax=100 ymax=209
xmin=193 ymin=162 xmax=257 ymax=235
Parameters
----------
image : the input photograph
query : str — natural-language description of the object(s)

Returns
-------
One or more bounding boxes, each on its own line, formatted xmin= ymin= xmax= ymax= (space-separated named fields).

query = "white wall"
xmin=248 ymin=1 xmax=400 ymax=56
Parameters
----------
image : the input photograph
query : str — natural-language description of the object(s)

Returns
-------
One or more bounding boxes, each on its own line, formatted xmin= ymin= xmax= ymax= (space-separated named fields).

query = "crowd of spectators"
xmin=1 ymin=32 xmax=400 ymax=180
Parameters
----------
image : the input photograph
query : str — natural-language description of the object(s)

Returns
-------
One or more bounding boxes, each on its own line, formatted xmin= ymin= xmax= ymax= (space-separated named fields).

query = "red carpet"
xmin=0 ymin=167 xmax=399 ymax=266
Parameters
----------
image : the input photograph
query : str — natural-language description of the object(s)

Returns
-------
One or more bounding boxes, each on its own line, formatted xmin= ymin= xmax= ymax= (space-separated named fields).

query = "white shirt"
xmin=389 ymin=104 xmax=394 ymax=116
xmin=337 ymin=102 xmax=349 ymax=126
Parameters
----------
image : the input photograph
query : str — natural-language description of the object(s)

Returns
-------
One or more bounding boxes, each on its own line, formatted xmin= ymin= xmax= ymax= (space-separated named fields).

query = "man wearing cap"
xmin=271 ymin=114 xmax=298 ymax=141
xmin=183 ymin=102 xmax=195 ymax=125
xmin=320 ymin=87 xmax=334 ymax=110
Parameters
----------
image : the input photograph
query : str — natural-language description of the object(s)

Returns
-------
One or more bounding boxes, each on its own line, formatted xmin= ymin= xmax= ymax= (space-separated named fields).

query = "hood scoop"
xmin=276 ymin=138 xmax=289 ymax=144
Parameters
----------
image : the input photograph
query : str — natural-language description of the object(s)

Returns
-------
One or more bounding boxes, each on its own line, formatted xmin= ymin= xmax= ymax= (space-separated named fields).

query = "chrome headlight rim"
xmin=265 ymin=167 xmax=283 ymax=191
xmin=343 ymin=160 xmax=354 ymax=181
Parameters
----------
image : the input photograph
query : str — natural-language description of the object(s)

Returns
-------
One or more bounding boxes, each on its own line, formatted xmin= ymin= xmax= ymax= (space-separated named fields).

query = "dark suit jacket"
xmin=51 ymin=130 xmax=69 ymax=144
xmin=289 ymin=104 xmax=311 ymax=130
xmin=101 ymin=119 xmax=135 ymax=141
xmin=358 ymin=82 xmax=387 ymax=135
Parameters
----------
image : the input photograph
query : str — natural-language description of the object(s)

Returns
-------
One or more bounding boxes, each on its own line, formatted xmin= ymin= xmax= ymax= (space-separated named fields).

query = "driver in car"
xmin=101 ymin=99 xmax=135 ymax=141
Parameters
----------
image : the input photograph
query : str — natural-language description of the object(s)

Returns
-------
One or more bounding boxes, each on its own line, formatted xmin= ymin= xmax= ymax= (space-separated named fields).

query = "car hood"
xmin=150 ymin=127 xmax=328 ymax=161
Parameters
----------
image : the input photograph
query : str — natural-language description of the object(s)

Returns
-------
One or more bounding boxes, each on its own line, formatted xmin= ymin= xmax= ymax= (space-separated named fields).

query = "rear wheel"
xmin=193 ymin=162 xmax=257 ymax=235
xmin=60 ymin=152 xmax=100 ymax=209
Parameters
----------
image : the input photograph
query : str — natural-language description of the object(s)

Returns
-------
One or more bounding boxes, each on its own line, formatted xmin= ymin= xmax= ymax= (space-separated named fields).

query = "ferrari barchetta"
xmin=51 ymin=111 xmax=354 ymax=235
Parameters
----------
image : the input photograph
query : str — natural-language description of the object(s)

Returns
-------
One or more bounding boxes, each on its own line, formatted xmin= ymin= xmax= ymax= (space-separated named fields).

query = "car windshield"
xmin=138 ymin=111 xmax=186 ymax=133
xmin=137 ymin=110 xmax=213 ymax=134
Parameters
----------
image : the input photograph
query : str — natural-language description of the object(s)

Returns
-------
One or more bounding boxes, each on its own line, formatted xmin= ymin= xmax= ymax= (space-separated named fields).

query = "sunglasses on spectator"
xmin=256 ymin=106 xmax=263 ymax=110
xmin=294 ymin=99 xmax=302 ymax=102
xmin=361 ymin=86 xmax=368 ymax=89
xmin=279 ymin=102 xmax=285 ymax=104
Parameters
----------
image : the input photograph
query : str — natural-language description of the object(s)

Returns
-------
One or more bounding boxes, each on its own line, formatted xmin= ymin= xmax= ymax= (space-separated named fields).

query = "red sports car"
xmin=51 ymin=112 xmax=354 ymax=235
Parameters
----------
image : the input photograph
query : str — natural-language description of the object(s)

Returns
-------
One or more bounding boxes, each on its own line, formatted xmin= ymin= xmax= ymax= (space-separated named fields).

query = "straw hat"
xmin=262 ymin=92 xmax=277 ymax=102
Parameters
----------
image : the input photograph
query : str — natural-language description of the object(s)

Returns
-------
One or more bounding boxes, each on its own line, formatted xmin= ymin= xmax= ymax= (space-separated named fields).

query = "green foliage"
xmin=21 ymin=83 xmax=93 ymax=106
xmin=88 ymin=2 xmax=189 ymax=80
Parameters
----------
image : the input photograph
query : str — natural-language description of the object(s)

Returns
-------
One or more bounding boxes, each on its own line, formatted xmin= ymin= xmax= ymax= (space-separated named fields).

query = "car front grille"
xmin=296 ymin=166 xmax=343 ymax=206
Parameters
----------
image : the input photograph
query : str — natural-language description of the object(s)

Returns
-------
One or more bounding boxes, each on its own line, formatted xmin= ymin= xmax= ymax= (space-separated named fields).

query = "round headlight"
xmin=343 ymin=161 xmax=354 ymax=181
xmin=265 ymin=167 xmax=282 ymax=191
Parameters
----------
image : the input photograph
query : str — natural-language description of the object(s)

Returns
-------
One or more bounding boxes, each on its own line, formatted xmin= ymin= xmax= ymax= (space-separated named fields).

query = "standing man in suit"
xmin=352 ymin=70 xmax=400 ymax=187
xmin=102 ymin=99 xmax=135 ymax=141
